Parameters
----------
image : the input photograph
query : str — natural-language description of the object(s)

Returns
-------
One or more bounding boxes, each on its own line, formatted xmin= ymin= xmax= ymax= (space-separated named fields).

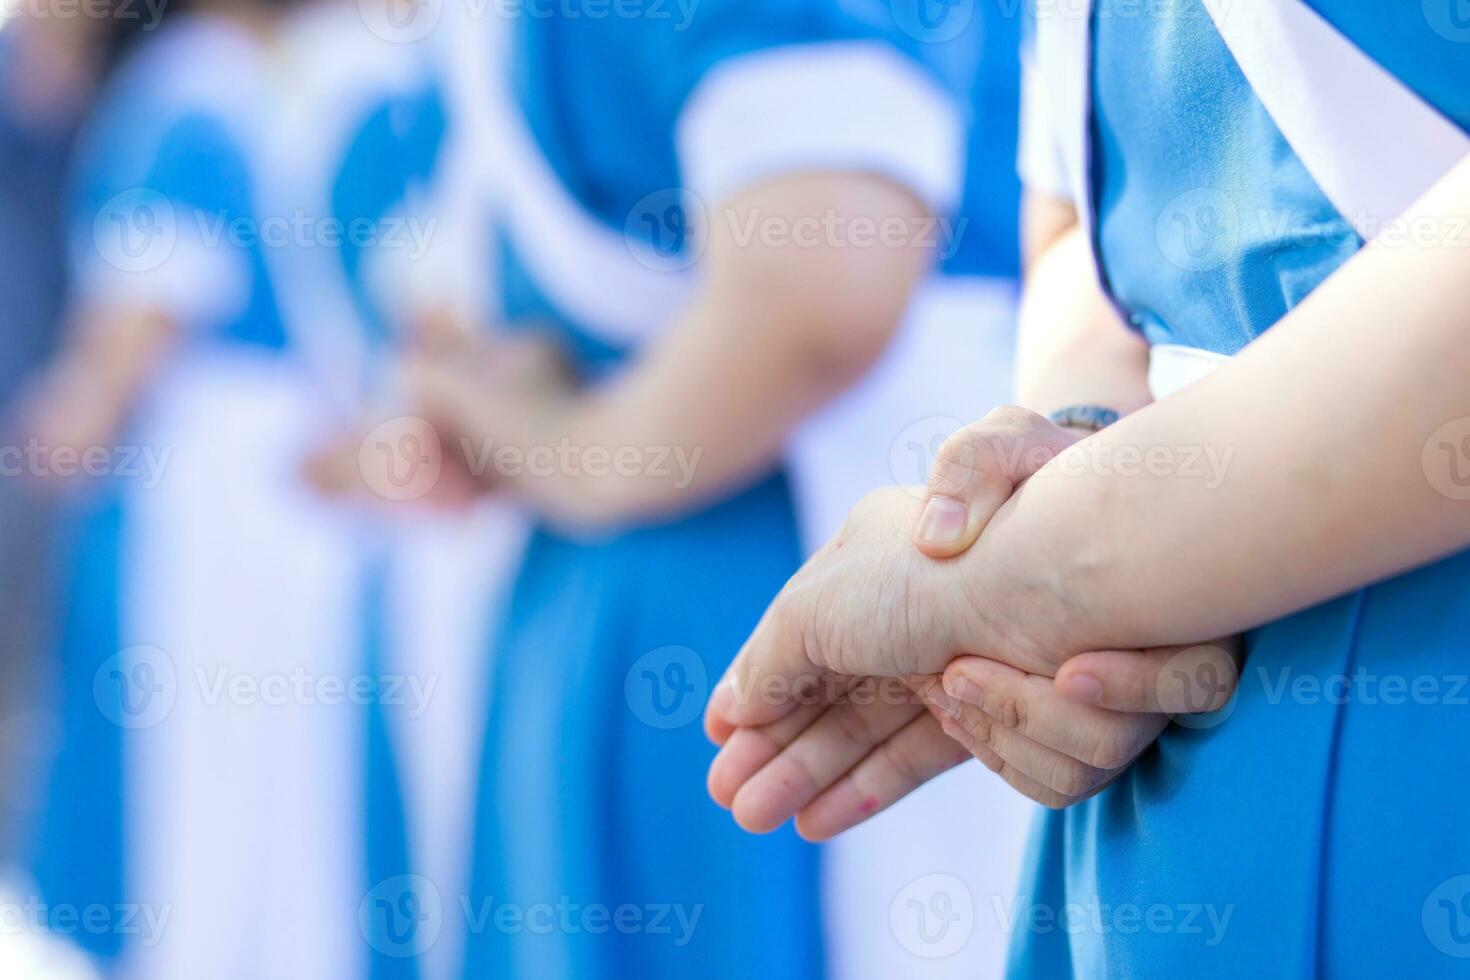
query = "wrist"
xmin=951 ymin=494 xmax=1094 ymax=677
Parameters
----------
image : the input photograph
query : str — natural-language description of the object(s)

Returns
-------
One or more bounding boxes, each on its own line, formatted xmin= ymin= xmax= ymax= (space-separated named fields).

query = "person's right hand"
xmin=706 ymin=408 xmax=1085 ymax=738
xmin=708 ymin=637 xmax=1240 ymax=833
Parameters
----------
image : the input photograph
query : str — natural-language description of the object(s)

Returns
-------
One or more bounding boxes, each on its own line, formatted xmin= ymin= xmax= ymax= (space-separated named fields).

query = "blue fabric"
xmin=1008 ymin=4 xmax=1470 ymax=976
xmin=31 ymin=493 xmax=129 ymax=963
xmin=358 ymin=553 xmax=423 ymax=980
xmin=68 ymin=27 xmax=289 ymax=352
xmin=28 ymin=21 xmax=294 ymax=971
xmin=332 ymin=79 xmax=448 ymax=350
xmin=507 ymin=0 xmax=965 ymax=251
xmin=941 ymin=0 xmax=1023 ymax=279
xmin=463 ymin=5 xmax=968 ymax=976
xmin=0 ymin=42 xmax=71 ymax=405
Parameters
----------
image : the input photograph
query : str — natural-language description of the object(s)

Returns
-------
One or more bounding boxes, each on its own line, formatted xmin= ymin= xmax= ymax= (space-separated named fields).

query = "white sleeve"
xmin=1017 ymin=34 xmax=1073 ymax=201
xmin=675 ymin=41 xmax=965 ymax=214
xmin=75 ymin=189 xmax=252 ymax=329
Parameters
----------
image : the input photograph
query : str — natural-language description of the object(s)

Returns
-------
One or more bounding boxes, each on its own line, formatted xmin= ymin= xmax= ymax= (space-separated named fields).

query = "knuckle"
xmin=968 ymin=711 xmax=996 ymax=747
xmin=1088 ymin=721 xmax=1138 ymax=770
xmin=881 ymin=734 xmax=928 ymax=785
xmin=832 ymin=704 xmax=881 ymax=747
xmin=929 ymin=427 xmax=1003 ymax=498
xmin=980 ymin=404 xmax=1044 ymax=432
xmin=992 ymin=694 xmax=1027 ymax=732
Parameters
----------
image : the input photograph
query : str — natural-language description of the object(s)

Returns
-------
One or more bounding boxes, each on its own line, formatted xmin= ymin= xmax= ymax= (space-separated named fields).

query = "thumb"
xmin=913 ymin=407 xmax=1082 ymax=558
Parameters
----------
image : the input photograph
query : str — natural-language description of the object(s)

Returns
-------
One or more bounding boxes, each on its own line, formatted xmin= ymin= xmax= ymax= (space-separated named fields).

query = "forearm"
xmin=514 ymin=174 xmax=933 ymax=528
xmin=971 ymin=155 xmax=1470 ymax=655
xmin=1013 ymin=226 xmax=1152 ymax=418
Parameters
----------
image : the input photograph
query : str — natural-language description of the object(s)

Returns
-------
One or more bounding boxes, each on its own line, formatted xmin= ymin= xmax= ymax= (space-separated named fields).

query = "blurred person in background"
xmin=21 ymin=0 xmax=387 ymax=975
xmin=269 ymin=2 xmax=527 ymax=976
xmin=0 ymin=6 xmax=108 ymax=978
xmin=385 ymin=1 xmax=975 ymax=977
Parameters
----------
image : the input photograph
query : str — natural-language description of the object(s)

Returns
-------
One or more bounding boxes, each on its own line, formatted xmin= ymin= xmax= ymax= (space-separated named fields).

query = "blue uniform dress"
xmin=268 ymin=13 xmax=467 ymax=976
xmin=31 ymin=16 xmax=366 ymax=978
xmin=1009 ymin=3 xmax=1470 ymax=977
xmin=459 ymin=5 xmax=965 ymax=978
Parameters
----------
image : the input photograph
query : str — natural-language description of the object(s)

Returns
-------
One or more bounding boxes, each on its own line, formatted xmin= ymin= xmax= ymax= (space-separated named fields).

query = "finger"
xmin=731 ymin=685 xmax=925 ymax=834
xmin=1054 ymin=640 xmax=1241 ymax=714
xmin=793 ymin=713 xmax=971 ymax=840
xmin=707 ymin=698 xmax=829 ymax=810
xmin=913 ymin=407 xmax=1081 ymax=558
xmin=941 ymin=656 xmax=1166 ymax=770
xmin=925 ymin=690 xmax=1116 ymax=802
xmin=926 ymin=701 xmax=1110 ymax=810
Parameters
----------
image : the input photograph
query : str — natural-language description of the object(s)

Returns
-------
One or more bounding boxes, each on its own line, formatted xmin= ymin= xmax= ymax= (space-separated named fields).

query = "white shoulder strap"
xmin=1204 ymin=0 xmax=1470 ymax=239
xmin=1032 ymin=0 xmax=1094 ymax=235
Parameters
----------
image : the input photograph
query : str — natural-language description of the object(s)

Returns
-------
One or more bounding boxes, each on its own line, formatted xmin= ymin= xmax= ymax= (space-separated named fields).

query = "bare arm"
xmin=23 ymin=305 xmax=178 ymax=462
xmin=417 ymin=171 xmax=935 ymax=529
xmin=962 ymin=154 xmax=1470 ymax=662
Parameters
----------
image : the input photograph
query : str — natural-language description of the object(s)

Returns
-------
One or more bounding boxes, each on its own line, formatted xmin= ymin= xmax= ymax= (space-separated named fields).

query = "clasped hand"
xmin=705 ymin=407 xmax=1239 ymax=837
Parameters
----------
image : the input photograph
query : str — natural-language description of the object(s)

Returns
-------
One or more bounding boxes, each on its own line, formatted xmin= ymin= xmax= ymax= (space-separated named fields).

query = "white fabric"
xmin=1027 ymin=0 xmax=1092 ymax=223
xmin=379 ymin=505 xmax=527 ymax=980
xmin=1203 ymin=0 xmax=1470 ymax=241
xmin=788 ymin=273 xmax=1018 ymax=549
xmin=822 ymin=766 xmax=1035 ymax=980
xmin=677 ymin=42 xmax=965 ymax=214
xmin=484 ymin=69 xmax=700 ymax=349
xmin=1016 ymin=36 xmax=1072 ymax=201
xmin=117 ymin=352 xmax=364 ymax=980
xmin=1147 ymin=343 xmax=1231 ymax=401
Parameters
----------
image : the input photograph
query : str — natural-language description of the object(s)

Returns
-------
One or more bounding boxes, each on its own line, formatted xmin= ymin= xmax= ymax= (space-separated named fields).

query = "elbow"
xmin=784 ymin=243 xmax=931 ymax=386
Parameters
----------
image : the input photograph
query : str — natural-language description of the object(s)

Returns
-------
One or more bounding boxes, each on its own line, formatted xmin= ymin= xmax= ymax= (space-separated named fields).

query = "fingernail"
xmin=940 ymin=718 xmax=975 ymax=750
xmin=927 ymin=687 xmax=960 ymax=719
xmin=916 ymin=497 xmax=968 ymax=546
xmin=944 ymin=676 xmax=983 ymax=708
xmin=1059 ymin=673 xmax=1103 ymax=705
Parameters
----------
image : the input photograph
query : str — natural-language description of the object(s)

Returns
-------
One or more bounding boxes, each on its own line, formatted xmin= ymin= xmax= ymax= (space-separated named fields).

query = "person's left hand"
xmin=402 ymin=329 xmax=574 ymax=490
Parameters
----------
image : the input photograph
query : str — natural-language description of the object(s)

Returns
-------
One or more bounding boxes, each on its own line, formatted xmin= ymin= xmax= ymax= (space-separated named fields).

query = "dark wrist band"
xmin=1047 ymin=404 xmax=1121 ymax=433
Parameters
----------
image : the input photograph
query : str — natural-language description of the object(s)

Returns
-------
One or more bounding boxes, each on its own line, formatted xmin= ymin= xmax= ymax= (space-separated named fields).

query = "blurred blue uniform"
xmin=0 ymin=30 xmax=75 ymax=869
xmin=267 ymin=9 xmax=459 ymax=978
xmin=1011 ymin=2 xmax=1470 ymax=976
xmin=461 ymin=4 xmax=966 ymax=978
xmin=32 ymin=14 xmax=376 ymax=978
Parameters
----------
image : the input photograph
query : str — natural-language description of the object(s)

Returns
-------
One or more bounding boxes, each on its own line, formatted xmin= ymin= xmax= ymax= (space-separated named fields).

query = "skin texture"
xmin=709 ymin=155 xmax=1470 ymax=829
xmin=387 ymin=171 xmax=937 ymax=532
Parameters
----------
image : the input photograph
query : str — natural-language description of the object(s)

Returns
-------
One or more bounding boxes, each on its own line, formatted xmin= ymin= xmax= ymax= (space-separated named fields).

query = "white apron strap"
xmin=1203 ymin=0 xmax=1470 ymax=239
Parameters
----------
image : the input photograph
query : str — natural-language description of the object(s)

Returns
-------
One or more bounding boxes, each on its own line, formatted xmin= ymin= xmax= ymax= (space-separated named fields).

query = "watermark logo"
xmin=1423 ymin=417 xmax=1470 ymax=501
xmin=93 ymin=646 xmax=177 ymax=730
xmin=1157 ymin=644 xmax=1238 ymax=729
xmin=1155 ymin=187 xmax=1240 ymax=273
xmin=1424 ymin=0 xmax=1470 ymax=43
xmin=360 ymin=874 xmax=444 ymax=958
xmin=94 ymin=189 xmax=176 ymax=273
xmin=890 ymin=873 xmax=974 ymax=959
xmin=889 ymin=415 xmax=965 ymax=495
xmin=1424 ymin=875 xmax=1470 ymax=957
xmin=625 ymin=646 xmax=707 ymax=729
xmin=360 ymin=0 xmax=443 ymax=42
xmin=890 ymin=0 xmax=976 ymax=43
xmin=626 ymin=188 xmax=707 ymax=273
xmin=359 ymin=416 xmax=444 ymax=502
